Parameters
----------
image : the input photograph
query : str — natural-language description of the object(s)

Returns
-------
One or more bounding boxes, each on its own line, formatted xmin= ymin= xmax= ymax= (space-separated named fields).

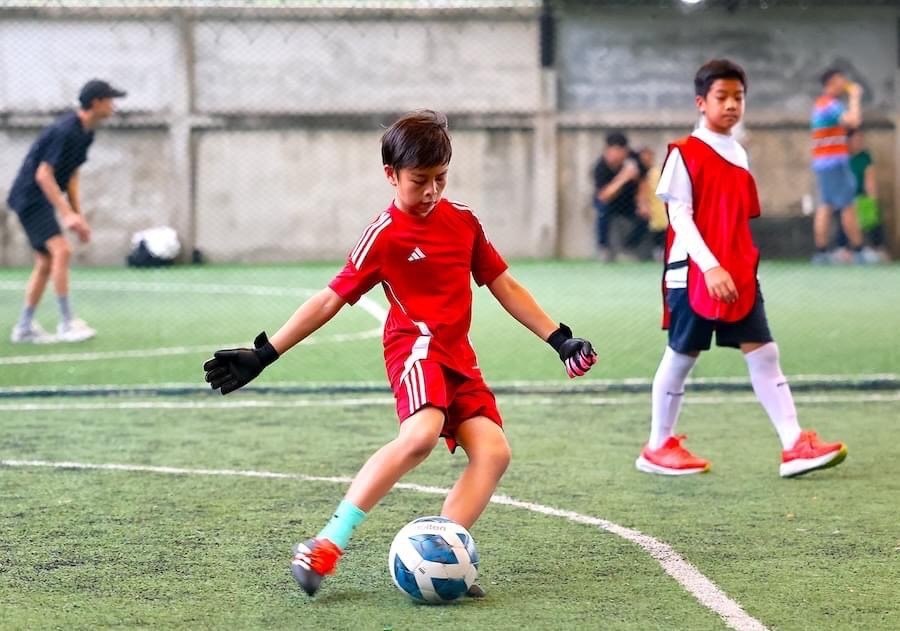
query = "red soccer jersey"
xmin=329 ymin=198 xmax=509 ymax=383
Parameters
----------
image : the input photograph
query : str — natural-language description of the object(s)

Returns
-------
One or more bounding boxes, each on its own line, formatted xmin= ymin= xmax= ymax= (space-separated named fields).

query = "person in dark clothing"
xmin=7 ymin=79 xmax=126 ymax=343
xmin=592 ymin=132 xmax=650 ymax=262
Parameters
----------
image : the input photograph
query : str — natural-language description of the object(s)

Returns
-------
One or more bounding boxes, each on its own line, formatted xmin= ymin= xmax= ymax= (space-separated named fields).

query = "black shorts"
xmin=666 ymin=285 xmax=773 ymax=353
xmin=12 ymin=202 xmax=60 ymax=254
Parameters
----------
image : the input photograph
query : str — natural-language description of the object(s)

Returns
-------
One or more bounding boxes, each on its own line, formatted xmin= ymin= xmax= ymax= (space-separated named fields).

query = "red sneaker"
xmin=780 ymin=430 xmax=847 ymax=478
xmin=291 ymin=537 xmax=343 ymax=596
xmin=635 ymin=435 xmax=710 ymax=475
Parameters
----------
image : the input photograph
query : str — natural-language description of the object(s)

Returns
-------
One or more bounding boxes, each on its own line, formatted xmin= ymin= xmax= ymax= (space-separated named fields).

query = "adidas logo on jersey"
xmin=407 ymin=247 xmax=426 ymax=262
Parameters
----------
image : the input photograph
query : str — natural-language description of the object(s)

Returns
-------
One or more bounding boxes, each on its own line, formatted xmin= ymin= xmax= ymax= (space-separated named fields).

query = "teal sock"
xmin=317 ymin=500 xmax=367 ymax=550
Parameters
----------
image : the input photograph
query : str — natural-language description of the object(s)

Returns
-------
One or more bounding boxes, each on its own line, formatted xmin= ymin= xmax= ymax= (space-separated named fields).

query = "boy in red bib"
xmin=635 ymin=60 xmax=846 ymax=478
xmin=203 ymin=111 xmax=597 ymax=597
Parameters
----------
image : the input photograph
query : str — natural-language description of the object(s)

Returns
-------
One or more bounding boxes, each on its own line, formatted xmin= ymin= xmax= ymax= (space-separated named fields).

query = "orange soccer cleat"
xmin=291 ymin=537 xmax=343 ymax=596
xmin=779 ymin=430 xmax=847 ymax=478
xmin=635 ymin=435 xmax=711 ymax=476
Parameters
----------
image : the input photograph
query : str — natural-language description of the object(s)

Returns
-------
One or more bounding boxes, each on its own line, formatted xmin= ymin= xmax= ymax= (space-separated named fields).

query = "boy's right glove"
xmin=547 ymin=323 xmax=598 ymax=379
xmin=203 ymin=332 xmax=279 ymax=395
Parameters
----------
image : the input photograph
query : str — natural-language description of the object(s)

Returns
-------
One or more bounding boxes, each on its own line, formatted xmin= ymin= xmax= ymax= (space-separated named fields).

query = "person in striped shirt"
xmin=202 ymin=110 xmax=598 ymax=598
xmin=810 ymin=68 xmax=871 ymax=264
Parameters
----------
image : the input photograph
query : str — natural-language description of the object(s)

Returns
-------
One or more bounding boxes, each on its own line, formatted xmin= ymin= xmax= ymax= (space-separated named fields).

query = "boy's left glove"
xmin=547 ymin=323 xmax=598 ymax=379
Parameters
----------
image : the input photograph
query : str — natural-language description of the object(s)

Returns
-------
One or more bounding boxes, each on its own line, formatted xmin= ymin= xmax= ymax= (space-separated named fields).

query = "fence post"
xmin=531 ymin=1 xmax=559 ymax=257
xmin=169 ymin=9 xmax=195 ymax=263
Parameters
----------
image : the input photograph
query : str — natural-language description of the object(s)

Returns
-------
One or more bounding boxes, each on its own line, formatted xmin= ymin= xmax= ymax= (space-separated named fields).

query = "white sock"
xmin=744 ymin=343 xmax=802 ymax=449
xmin=649 ymin=346 xmax=697 ymax=449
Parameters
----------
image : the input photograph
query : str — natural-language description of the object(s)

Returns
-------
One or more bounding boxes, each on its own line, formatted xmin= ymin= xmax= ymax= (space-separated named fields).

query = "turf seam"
xmin=0 ymin=374 xmax=897 ymax=399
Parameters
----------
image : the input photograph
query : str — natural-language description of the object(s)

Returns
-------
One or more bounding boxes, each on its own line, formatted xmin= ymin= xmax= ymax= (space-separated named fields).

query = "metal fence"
xmin=1 ymin=0 xmax=898 ymax=385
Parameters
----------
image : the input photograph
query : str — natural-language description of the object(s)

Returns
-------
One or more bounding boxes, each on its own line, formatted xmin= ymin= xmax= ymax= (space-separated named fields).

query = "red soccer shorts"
xmin=391 ymin=360 xmax=503 ymax=453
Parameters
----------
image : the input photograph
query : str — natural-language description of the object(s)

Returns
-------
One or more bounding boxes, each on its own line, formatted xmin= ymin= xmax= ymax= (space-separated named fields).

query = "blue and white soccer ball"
xmin=388 ymin=516 xmax=479 ymax=603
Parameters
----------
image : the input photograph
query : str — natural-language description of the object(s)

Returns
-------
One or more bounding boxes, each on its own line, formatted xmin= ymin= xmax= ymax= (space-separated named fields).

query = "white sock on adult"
xmin=744 ymin=342 xmax=802 ymax=449
xmin=649 ymin=346 xmax=698 ymax=450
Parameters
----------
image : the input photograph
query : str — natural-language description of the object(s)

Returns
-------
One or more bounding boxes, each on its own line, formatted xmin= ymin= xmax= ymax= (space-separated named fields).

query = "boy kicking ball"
xmin=203 ymin=110 xmax=597 ymax=597
xmin=636 ymin=59 xmax=846 ymax=478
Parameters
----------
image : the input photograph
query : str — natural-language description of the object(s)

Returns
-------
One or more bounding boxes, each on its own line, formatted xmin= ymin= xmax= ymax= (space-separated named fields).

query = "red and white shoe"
xmin=291 ymin=537 xmax=342 ymax=596
xmin=780 ymin=430 xmax=847 ymax=478
xmin=635 ymin=435 xmax=711 ymax=476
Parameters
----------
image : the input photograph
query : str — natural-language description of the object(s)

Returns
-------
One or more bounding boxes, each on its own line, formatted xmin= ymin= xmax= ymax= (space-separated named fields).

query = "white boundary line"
xmin=0 ymin=457 xmax=768 ymax=631
xmin=0 ymin=280 xmax=387 ymax=366
xmin=0 ymin=391 xmax=896 ymax=412
xmin=0 ymin=331 xmax=382 ymax=365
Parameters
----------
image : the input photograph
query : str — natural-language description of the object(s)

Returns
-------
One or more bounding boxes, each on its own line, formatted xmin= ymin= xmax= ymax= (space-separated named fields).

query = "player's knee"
xmin=473 ymin=437 xmax=512 ymax=473
xmin=47 ymin=239 xmax=71 ymax=262
xmin=398 ymin=432 xmax=440 ymax=461
xmin=34 ymin=253 xmax=51 ymax=274
xmin=493 ymin=441 xmax=512 ymax=472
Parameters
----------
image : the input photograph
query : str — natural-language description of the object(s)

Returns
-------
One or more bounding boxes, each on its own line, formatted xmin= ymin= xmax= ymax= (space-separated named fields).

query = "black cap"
xmin=78 ymin=79 xmax=127 ymax=108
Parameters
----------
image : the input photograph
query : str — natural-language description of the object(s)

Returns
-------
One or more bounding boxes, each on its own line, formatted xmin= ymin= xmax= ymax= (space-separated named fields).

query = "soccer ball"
xmin=388 ymin=516 xmax=479 ymax=603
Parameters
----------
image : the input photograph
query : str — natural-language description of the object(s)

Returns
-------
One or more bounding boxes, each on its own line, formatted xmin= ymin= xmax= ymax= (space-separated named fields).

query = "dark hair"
xmin=381 ymin=110 xmax=452 ymax=170
xmin=606 ymin=132 xmax=628 ymax=147
xmin=820 ymin=67 xmax=844 ymax=86
xmin=694 ymin=59 xmax=747 ymax=97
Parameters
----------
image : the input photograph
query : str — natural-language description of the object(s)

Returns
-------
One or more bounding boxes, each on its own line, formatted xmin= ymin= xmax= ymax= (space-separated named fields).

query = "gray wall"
xmin=558 ymin=6 xmax=896 ymax=113
xmin=0 ymin=4 xmax=896 ymax=265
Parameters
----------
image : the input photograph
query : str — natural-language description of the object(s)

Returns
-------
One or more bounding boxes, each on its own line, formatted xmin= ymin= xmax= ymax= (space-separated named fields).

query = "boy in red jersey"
xmin=634 ymin=60 xmax=846 ymax=479
xmin=203 ymin=110 xmax=597 ymax=597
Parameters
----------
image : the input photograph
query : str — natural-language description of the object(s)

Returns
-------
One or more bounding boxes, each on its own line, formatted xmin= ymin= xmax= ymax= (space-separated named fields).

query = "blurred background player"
xmin=6 ymin=78 xmax=126 ymax=343
xmin=847 ymin=128 xmax=887 ymax=260
xmin=202 ymin=110 xmax=597 ymax=598
xmin=592 ymin=132 xmax=651 ymax=262
xmin=809 ymin=69 xmax=876 ymax=264
xmin=635 ymin=59 xmax=847 ymax=478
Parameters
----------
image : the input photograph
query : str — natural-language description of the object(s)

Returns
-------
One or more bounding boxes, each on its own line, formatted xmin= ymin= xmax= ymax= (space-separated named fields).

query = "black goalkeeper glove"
xmin=546 ymin=323 xmax=598 ymax=379
xmin=203 ymin=332 xmax=280 ymax=395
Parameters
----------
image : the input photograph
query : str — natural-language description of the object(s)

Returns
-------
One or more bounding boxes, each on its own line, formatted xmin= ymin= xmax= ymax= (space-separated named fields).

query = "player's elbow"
xmin=35 ymin=163 xmax=54 ymax=185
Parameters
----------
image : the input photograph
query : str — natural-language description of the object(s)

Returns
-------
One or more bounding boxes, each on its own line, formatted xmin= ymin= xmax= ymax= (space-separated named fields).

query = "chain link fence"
xmin=1 ymin=0 xmax=897 ymax=384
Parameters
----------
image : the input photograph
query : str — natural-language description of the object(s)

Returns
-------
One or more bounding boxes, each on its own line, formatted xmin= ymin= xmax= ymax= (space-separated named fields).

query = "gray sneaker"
xmin=853 ymin=248 xmax=881 ymax=265
xmin=57 ymin=318 xmax=96 ymax=343
xmin=810 ymin=251 xmax=831 ymax=265
xmin=10 ymin=320 xmax=55 ymax=344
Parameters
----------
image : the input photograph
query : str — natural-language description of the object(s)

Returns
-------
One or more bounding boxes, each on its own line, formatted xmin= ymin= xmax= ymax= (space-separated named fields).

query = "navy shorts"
xmin=813 ymin=162 xmax=857 ymax=212
xmin=12 ymin=202 xmax=60 ymax=254
xmin=666 ymin=285 xmax=773 ymax=353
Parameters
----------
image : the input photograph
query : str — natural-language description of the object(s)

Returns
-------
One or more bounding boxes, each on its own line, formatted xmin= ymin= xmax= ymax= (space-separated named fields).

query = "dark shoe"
xmin=290 ymin=538 xmax=342 ymax=596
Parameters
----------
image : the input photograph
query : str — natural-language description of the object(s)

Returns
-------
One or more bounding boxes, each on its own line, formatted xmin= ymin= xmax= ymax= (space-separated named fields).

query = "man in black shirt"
xmin=592 ymin=132 xmax=650 ymax=262
xmin=7 ymin=79 xmax=126 ymax=343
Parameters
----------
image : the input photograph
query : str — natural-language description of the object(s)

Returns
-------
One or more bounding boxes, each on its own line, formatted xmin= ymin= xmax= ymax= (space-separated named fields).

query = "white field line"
xmin=0 ymin=457 xmax=768 ymax=631
xmin=0 ymin=279 xmax=388 ymax=324
xmin=0 ymin=280 xmax=386 ymax=365
xmin=0 ymin=391 xmax=897 ymax=412
xmin=0 ymin=330 xmax=381 ymax=365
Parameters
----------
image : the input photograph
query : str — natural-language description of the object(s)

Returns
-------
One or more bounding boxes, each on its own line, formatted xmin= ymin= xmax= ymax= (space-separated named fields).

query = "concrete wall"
xmin=557 ymin=6 xmax=897 ymax=114
xmin=0 ymin=4 xmax=896 ymax=265
xmin=194 ymin=127 xmax=535 ymax=262
xmin=193 ymin=19 xmax=539 ymax=114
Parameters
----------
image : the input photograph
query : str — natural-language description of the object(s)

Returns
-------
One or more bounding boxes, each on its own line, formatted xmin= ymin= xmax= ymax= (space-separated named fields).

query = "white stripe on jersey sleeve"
xmin=448 ymin=199 xmax=493 ymax=243
xmin=448 ymin=200 xmax=472 ymax=212
xmin=350 ymin=212 xmax=391 ymax=269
